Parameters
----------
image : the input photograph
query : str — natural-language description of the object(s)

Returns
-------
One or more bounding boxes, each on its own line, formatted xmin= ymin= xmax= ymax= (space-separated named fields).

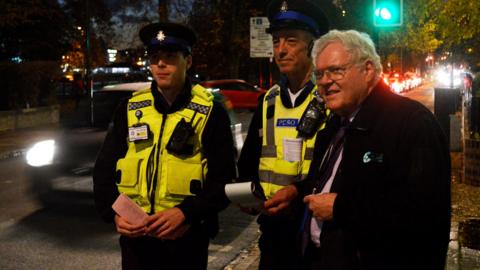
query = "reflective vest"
xmin=259 ymin=83 xmax=327 ymax=199
xmin=116 ymin=85 xmax=213 ymax=214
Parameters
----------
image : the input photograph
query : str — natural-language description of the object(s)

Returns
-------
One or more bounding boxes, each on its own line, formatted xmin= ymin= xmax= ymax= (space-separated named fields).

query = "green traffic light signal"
xmin=373 ymin=0 xmax=403 ymax=27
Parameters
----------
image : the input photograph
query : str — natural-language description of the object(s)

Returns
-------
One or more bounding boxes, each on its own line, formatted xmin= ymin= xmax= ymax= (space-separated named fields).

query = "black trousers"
xmin=257 ymin=214 xmax=302 ymax=270
xmin=119 ymin=228 xmax=209 ymax=270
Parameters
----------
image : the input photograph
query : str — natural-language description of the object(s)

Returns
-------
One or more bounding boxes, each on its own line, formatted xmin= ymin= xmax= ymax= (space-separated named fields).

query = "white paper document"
xmin=283 ymin=138 xmax=302 ymax=162
xmin=112 ymin=193 xmax=148 ymax=226
xmin=225 ymin=181 xmax=266 ymax=211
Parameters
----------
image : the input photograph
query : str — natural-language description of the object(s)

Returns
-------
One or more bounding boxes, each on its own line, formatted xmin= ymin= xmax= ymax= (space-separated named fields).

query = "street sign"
xmin=250 ymin=17 xmax=273 ymax=58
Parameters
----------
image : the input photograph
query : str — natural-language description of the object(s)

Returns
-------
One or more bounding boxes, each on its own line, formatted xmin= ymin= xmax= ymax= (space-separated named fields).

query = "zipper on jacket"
xmin=149 ymin=113 xmax=167 ymax=214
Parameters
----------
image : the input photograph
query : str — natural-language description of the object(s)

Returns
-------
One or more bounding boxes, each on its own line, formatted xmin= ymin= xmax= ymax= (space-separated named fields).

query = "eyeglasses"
xmin=314 ymin=64 xmax=352 ymax=82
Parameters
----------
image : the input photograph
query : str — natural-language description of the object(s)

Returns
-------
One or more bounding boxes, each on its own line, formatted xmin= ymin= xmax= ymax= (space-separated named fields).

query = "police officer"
xmin=93 ymin=22 xmax=236 ymax=270
xmin=237 ymin=0 xmax=329 ymax=269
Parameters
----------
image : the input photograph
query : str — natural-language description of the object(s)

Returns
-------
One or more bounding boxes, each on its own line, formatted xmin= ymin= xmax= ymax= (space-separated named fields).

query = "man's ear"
xmin=186 ymin=54 xmax=193 ymax=69
xmin=307 ymin=40 xmax=314 ymax=56
xmin=364 ymin=60 xmax=376 ymax=81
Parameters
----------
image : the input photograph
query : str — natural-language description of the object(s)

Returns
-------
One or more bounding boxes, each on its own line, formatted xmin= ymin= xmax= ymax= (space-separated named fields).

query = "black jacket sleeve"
xmin=237 ymin=94 xmax=264 ymax=182
xmin=93 ymin=99 xmax=129 ymax=223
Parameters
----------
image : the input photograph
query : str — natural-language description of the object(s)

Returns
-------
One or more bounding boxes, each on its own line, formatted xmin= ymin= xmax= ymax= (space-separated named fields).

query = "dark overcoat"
xmin=301 ymin=80 xmax=451 ymax=269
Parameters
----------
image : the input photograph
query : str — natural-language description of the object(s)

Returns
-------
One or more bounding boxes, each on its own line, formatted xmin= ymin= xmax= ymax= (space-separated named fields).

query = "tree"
xmin=338 ymin=0 xmax=480 ymax=72
xmin=188 ymin=0 xmax=268 ymax=80
xmin=0 ymin=0 xmax=72 ymax=61
xmin=431 ymin=0 xmax=480 ymax=49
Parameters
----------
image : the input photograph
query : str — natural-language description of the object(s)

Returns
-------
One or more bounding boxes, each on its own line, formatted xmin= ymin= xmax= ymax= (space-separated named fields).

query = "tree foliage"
xmin=337 ymin=0 xmax=480 ymax=70
xmin=431 ymin=0 xmax=480 ymax=48
xmin=0 ymin=0 xmax=72 ymax=61
xmin=189 ymin=0 xmax=267 ymax=79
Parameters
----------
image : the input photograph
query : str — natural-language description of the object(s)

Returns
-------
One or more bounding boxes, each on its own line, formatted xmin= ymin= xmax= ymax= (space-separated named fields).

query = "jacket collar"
xmin=150 ymin=79 xmax=193 ymax=114
xmin=278 ymin=75 xmax=315 ymax=108
xmin=346 ymin=79 xmax=391 ymax=133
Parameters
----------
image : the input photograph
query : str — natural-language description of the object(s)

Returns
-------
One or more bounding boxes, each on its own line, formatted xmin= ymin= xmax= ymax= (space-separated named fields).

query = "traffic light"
xmin=373 ymin=0 xmax=403 ymax=27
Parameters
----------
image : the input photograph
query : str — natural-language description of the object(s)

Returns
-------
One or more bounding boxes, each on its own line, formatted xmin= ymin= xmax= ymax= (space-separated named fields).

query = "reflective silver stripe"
xmin=265 ymin=95 xmax=276 ymax=146
xmin=261 ymin=145 xmax=277 ymax=157
xmin=259 ymin=170 xmax=307 ymax=186
xmin=304 ymin=147 xmax=315 ymax=160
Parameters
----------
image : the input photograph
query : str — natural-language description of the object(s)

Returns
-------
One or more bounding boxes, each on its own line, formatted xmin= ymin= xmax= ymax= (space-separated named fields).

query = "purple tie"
xmin=315 ymin=119 xmax=349 ymax=189
xmin=300 ymin=119 xmax=349 ymax=255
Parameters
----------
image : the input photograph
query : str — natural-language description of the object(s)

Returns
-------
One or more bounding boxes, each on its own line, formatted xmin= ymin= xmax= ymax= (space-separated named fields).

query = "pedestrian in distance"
xmin=280 ymin=29 xmax=451 ymax=269
xmin=237 ymin=0 xmax=329 ymax=269
xmin=93 ymin=22 xmax=236 ymax=270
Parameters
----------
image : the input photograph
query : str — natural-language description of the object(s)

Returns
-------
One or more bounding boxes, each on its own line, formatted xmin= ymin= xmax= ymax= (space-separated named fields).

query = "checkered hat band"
xmin=186 ymin=102 xmax=210 ymax=115
xmin=128 ymin=100 xmax=152 ymax=110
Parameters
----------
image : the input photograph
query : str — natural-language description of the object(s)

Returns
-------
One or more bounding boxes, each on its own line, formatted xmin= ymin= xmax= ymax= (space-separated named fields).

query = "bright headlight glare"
xmin=26 ymin=140 xmax=55 ymax=167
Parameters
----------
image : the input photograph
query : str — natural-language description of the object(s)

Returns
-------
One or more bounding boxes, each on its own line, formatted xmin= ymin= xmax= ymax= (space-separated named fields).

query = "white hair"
xmin=311 ymin=29 xmax=382 ymax=76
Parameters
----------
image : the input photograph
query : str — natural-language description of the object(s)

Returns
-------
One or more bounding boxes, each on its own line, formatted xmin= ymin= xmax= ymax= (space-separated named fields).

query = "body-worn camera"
xmin=296 ymin=97 xmax=327 ymax=138
xmin=166 ymin=115 xmax=197 ymax=155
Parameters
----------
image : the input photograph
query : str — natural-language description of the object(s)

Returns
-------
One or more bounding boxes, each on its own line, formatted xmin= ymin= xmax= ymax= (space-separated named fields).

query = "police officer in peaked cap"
xmin=237 ymin=0 xmax=330 ymax=269
xmin=93 ymin=21 xmax=236 ymax=270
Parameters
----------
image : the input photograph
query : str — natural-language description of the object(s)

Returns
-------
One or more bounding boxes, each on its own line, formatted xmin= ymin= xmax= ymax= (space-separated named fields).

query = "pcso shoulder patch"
xmin=276 ymin=118 xmax=299 ymax=127
xmin=128 ymin=100 xmax=152 ymax=110
xmin=186 ymin=102 xmax=210 ymax=115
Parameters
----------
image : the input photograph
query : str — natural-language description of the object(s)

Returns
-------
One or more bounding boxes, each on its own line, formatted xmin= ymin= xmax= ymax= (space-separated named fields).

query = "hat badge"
xmin=280 ymin=1 xmax=288 ymax=12
xmin=156 ymin=31 xmax=166 ymax=42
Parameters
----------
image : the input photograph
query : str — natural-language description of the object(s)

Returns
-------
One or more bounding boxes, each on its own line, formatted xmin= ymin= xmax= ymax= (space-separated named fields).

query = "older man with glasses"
xmin=282 ymin=29 xmax=451 ymax=269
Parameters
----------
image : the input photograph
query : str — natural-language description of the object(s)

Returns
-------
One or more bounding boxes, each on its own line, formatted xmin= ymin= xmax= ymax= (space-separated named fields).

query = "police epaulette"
xmin=186 ymin=102 xmax=210 ymax=115
xmin=265 ymin=85 xmax=280 ymax=101
xmin=128 ymin=100 xmax=152 ymax=110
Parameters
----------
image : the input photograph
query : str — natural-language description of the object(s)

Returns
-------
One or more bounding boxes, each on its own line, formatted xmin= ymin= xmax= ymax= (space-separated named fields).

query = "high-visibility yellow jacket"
xmin=259 ymin=84 xmax=327 ymax=199
xmin=116 ymin=85 xmax=213 ymax=214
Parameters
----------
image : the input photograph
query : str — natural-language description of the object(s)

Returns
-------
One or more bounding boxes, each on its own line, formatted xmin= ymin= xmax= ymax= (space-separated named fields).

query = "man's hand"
xmin=114 ymin=214 xmax=147 ymax=237
xmin=239 ymin=205 xmax=260 ymax=216
xmin=145 ymin=207 xmax=187 ymax=239
xmin=264 ymin=185 xmax=298 ymax=216
xmin=303 ymin=193 xmax=337 ymax=221
xmin=161 ymin=223 xmax=191 ymax=240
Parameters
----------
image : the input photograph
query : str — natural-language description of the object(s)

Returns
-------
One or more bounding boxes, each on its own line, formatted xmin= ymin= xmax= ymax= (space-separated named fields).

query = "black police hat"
xmin=266 ymin=0 xmax=329 ymax=37
xmin=139 ymin=22 xmax=196 ymax=55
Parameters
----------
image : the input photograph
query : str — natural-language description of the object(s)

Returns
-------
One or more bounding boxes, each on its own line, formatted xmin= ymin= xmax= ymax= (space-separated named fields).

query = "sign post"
xmin=250 ymin=17 xmax=273 ymax=58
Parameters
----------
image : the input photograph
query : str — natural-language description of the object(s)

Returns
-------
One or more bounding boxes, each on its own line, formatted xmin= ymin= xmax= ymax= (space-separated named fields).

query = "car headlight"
xmin=26 ymin=140 xmax=56 ymax=167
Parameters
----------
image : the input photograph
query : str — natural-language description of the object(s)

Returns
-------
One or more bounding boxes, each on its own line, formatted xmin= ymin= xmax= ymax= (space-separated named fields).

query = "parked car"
xmin=199 ymin=79 xmax=266 ymax=110
xmin=26 ymin=81 xmax=243 ymax=203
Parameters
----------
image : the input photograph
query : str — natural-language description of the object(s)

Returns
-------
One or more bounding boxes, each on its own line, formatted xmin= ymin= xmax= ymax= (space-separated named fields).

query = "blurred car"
xmin=199 ymin=79 xmax=266 ymax=110
xmin=388 ymin=75 xmax=405 ymax=94
xmin=90 ymin=66 xmax=150 ymax=92
xmin=403 ymin=72 xmax=423 ymax=90
xmin=26 ymin=81 xmax=243 ymax=203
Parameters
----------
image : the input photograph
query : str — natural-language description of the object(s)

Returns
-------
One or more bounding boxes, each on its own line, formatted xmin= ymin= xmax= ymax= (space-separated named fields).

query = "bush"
xmin=0 ymin=61 xmax=62 ymax=110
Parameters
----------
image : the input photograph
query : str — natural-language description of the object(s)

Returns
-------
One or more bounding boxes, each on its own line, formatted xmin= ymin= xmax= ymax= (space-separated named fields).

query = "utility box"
xmin=465 ymin=139 xmax=480 ymax=186
xmin=450 ymin=114 xmax=462 ymax=151
xmin=434 ymin=87 xmax=461 ymax=150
